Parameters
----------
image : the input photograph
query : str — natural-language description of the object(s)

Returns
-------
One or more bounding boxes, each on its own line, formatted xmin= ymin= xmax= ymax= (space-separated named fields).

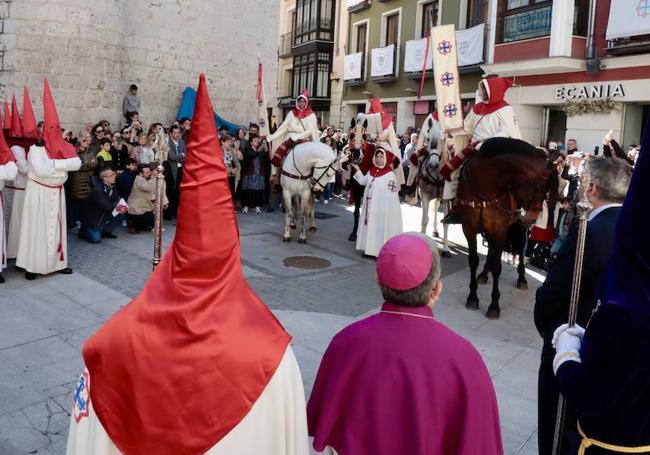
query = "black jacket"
xmin=82 ymin=182 xmax=120 ymax=228
xmin=534 ymin=206 xmax=621 ymax=338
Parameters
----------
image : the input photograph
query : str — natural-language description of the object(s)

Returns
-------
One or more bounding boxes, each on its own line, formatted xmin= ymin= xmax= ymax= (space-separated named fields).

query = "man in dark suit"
xmin=535 ymin=157 xmax=633 ymax=455
xmin=166 ymin=124 xmax=186 ymax=218
xmin=81 ymin=168 xmax=128 ymax=244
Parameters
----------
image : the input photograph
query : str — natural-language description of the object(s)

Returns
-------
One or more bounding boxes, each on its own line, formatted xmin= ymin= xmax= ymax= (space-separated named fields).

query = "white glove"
xmin=552 ymin=323 xmax=585 ymax=375
xmin=0 ymin=161 xmax=18 ymax=180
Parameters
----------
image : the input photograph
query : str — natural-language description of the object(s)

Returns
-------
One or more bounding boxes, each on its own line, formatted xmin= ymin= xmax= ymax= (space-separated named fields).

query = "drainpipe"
xmin=586 ymin=0 xmax=597 ymax=59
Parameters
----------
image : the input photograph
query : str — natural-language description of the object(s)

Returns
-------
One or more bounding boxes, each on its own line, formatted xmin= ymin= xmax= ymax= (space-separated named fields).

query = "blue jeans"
xmin=84 ymin=215 xmax=124 ymax=244
xmin=321 ymin=183 xmax=333 ymax=201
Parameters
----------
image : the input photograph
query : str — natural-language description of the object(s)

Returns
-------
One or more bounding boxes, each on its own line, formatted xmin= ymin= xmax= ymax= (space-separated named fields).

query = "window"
xmin=497 ymin=0 xmax=552 ymax=43
xmin=466 ymin=0 xmax=488 ymax=28
xmin=356 ymin=23 xmax=367 ymax=53
xmin=420 ymin=2 xmax=438 ymax=37
xmin=292 ymin=51 xmax=332 ymax=99
xmin=386 ymin=13 xmax=399 ymax=46
xmin=294 ymin=0 xmax=335 ymax=46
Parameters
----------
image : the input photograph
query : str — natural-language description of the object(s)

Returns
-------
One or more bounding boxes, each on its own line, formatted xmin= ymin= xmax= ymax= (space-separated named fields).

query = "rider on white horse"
xmin=440 ymin=76 xmax=522 ymax=224
xmin=267 ymin=90 xmax=320 ymax=169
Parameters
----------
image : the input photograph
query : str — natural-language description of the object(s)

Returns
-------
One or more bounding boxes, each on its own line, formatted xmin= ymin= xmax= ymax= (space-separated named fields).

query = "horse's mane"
xmin=478 ymin=137 xmax=547 ymax=160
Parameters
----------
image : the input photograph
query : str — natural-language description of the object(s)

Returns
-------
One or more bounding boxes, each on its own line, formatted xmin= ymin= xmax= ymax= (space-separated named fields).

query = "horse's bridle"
xmin=282 ymin=147 xmax=339 ymax=190
xmin=419 ymin=151 xmax=444 ymax=187
xmin=311 ymin=158 xmax=339 ymax=190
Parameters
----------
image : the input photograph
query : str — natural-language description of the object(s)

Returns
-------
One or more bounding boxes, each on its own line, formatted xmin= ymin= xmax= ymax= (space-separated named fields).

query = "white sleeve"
xmin=0 ymin=162 xmax=18 ymax=180
xmin=54 ymin=157 xmax=82 ymax=172
xmin=353 ymin=171 xmax=369 ymax=186
xmin=28 ymin=148 xmax=57 ymax=178
xmin=267 ymin=114 xmax=291 ymax=142
xmin=500 ymin=106 xmax=521 ymax=140
xmin=11 ymin=146 xmax=29 ymax=174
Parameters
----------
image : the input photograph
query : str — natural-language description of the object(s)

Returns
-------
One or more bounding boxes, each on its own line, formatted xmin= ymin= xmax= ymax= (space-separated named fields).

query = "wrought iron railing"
xmin=499 ymin=5 xmax=552 ymax=43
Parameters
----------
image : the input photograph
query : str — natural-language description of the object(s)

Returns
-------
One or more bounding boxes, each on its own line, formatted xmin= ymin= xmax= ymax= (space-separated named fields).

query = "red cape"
xmin=308 ymin=303 xmax=503 ymax=455
xmin=83 ymin=75 xmax=291 ymax=455
xmin=472 ymin=77 xmax=514 ymax=116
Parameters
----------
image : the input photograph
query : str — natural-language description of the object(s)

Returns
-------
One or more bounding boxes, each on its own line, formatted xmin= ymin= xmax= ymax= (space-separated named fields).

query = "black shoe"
xmin=101 ymin=232 xmax=118 ymax=239
xmin=58 ymin=268 xmax=73 ymax=275
xmin=0 ymin=273 xmax=5 ymax=284
xmin=348 ymin=233 xmax=357 ymax=242
xmin=25 ymin=272 xmax=37 ymax=280
xmin=441 ymin=211 xmax=461 ymax=225
xmin=15 ymin=265 xmax=25 ymax=272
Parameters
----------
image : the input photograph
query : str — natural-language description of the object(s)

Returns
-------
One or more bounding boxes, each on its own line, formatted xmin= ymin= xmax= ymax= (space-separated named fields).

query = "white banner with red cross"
xmin=431 ymin=24 xmax=464 ymax=133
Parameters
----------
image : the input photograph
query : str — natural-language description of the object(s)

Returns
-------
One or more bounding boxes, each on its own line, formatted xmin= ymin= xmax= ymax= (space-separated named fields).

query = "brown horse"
xmin=456 ymin=137 xmax=559 ymax=319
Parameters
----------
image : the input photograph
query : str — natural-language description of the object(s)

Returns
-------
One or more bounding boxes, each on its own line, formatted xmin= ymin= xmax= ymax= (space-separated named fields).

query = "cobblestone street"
xmin=0 ymin=199 xmax=544 ymax=455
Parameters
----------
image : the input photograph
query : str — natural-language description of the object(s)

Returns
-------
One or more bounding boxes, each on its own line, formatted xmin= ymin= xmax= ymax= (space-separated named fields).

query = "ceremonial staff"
xmin=552 ymin=158 xmax=592 ymax=455
xmin=152 ymin=163 xmax=165 ymax=270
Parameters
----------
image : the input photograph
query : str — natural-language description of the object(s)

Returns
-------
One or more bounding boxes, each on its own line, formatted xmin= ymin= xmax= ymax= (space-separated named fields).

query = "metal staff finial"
xmin=152 ymin=163 xmax=165 ymax=270
xmin=552 ymin=154 xmax=593 ymax=455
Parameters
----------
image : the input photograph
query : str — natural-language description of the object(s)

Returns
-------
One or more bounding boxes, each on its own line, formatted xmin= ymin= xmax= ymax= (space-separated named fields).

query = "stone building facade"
xmin=0 ymin=0 xmax=279 ymax=132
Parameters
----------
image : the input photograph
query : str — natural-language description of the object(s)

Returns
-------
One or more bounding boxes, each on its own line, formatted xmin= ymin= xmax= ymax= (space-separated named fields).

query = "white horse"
xmin=409 ymin=114 xmax=452 ymax=258
xmin=280 ymin=142 xmax=341 ymax=243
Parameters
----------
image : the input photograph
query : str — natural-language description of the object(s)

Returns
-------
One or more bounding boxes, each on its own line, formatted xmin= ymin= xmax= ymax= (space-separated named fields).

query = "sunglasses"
xmin=96 ymin=129 xmax=103 ymax=134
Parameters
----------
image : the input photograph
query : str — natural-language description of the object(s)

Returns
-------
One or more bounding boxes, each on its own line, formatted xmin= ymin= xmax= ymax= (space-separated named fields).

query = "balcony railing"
xmin=499 ymin=5 xmax=552 ymax=43
xmin=606 ymin=34 xmax=650 ymax=55
xmin=279 ymin=32 xmax=294 ymax=58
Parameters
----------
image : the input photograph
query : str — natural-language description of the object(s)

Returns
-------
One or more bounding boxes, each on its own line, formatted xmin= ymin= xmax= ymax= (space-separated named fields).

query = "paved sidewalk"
xmin=0 ymin=197 xmax=544 ymax=455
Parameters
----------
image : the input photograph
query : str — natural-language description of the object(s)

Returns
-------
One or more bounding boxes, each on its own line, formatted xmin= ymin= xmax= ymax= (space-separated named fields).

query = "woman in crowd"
xmin=110 ymin=131 xmax=130 ymax=172
xmin=240 ymin=135 xmax=267 ymax=214
xmin=133 ymin=133 xmax=155 ymax=165
xmin=221 ymin=135 xmax=241 ymax=201
xmin=319 ymin=136 xmax=336 ymax=204
xmin=69 ymin=134 xmax=98 ymax=229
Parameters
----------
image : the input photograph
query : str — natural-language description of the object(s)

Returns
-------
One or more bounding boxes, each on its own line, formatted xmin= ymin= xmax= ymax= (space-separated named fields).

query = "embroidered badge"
xmin=387 ymin=180 xmax=398 ymax=192
xmin=437 ymin=40 xmax=452 ymax=55
xmin=443 ymin=103 xmax=458 ymax=118
xmin=73 ymin=369 xmax=91 ymax=423
xmin=441 ymin=72 xmax=455 ymax=87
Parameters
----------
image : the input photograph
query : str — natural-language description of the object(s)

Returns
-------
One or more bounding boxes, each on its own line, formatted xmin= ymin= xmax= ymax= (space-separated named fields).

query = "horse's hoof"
xmin=441 ymin=251 xmax=452 ymax=259
xmin=309 ymin=226 xmax=317 ymax=232
xmin=290 ymin=224 xmax=297 ymax=230
xmin=465 ymin=299 xmax=479 ymax=311
xmin=516 ymin=280 xmax=528 ymax=291
xmin=485 ymin=307 xmax=501 ymax=320
xmin=282 ymin=237 xmax=291 ymax=243
xmin=433 ymin=231 xmax=440 ymax=238
xmin=477 ymin=273 xmax=489 ymax=285
xmin=298 ymin=238 xmax=307 ymax=244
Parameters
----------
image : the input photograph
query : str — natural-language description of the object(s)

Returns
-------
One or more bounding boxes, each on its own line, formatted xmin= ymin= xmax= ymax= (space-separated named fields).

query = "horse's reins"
xmin=281 ymin=147 xmax=338 ymax=189
xmin=418 ymin=151 xmax=444 ymax=188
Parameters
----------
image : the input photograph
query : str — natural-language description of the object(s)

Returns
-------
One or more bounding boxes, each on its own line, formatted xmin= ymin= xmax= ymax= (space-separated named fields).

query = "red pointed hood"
xmin=10 ymin=96 xmax=23 ymax=138
xmin=367 ymin=97 xmax=393 ymax=130
xmin=82 ymin=74 xmax=291 ymax=455
xmin=0 ymin=128 xmax=17 ymax=165
xmin=472 ymin=78 xmax=513 ymax=116
xmin=3 ymin=101 xmax=11 ymax=130
xmin=43 ymin=79 xmax=77 ymax=159
xmin=293 ymin=88 xmax=315 ymax=119
xmin=22 ymin=87 xmax=39 ymax=138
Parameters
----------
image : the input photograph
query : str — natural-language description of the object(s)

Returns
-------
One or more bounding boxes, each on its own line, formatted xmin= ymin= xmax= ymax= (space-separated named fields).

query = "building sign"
xmin=555 ymin=84 xmax=625 ymax=100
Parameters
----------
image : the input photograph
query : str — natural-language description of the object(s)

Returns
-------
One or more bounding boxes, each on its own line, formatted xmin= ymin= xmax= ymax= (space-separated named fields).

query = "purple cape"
xmin=307 ymin=302 xmax=503 ymax=455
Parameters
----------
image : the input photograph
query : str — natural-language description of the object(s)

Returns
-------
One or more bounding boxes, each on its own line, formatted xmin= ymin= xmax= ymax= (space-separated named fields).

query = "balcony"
xmin=347 ymin=0 xmax=370 ymax=13
xmin=498 ymin=5 xmax=552 ymax=44
xmin=606 ymin=35 xmax=650 ymax=56
xmin=344 ymin=52 xmax=366 ymax=86
xmin=279 ymin=32 xmax=294 ymax=58
xmin=370 ymin=44 xmax=399 ymax=83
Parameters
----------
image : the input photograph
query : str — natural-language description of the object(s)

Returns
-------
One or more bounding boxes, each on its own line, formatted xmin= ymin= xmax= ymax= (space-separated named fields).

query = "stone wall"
xmin=0 ymin=0 xmax=279 ymax=133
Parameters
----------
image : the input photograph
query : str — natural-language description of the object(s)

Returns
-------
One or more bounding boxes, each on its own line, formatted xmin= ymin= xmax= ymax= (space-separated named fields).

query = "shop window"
xmin=497 ymin=0 xmax=553 ymax=44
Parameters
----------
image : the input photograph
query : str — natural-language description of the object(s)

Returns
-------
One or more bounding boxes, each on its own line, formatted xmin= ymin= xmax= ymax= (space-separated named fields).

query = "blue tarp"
xmin=176 ymin=87 xmax=244 ymax=135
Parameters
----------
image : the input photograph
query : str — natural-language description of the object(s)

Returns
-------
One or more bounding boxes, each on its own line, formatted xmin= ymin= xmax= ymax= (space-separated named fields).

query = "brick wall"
xmin=0 ymin=0 xmax=279 ymax=133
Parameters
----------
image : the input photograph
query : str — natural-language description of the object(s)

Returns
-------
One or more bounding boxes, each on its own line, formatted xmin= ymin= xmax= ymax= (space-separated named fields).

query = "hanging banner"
xmin=404 ymin=38 xmax=433 ymax=72
xmin=432 ymin=24 xmax=464 ymax=132
xmin=607 ymin=0 xmax=650 ymax=39
xmin=256 ymin=62 xmax=270 ymax=137
xmin=370 ymin=44 xmax=395 ymax=78
xmin=344 ymin=52 xmax=363 ymax=80
xmin=456 ymin=24 xmax=485 ymax=66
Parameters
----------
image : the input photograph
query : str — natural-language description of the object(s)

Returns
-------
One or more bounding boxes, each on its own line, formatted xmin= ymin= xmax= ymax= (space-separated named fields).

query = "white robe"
xmin=267 ymin=110 xmax=320 ymax=154
xmin=354 ymin=170 xmax=403 ymax=257
xmin=66 ymin=345 xmax=310 ymax=455
xmin=0 ymin=161 xmax=18 ymax=271
xmin=6 ymin=146 xmax=29 ymax=259
xmin=16 ymin=146 xmax=81 ymax=274
xmin=464 ymin=105 xmax=521 ymax=146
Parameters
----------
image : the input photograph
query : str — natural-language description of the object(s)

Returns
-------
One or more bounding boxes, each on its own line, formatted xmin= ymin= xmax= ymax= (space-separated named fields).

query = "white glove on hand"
xmin=552 ymin=323 xmax=585 ymax=375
